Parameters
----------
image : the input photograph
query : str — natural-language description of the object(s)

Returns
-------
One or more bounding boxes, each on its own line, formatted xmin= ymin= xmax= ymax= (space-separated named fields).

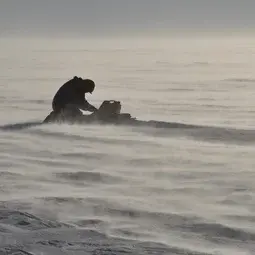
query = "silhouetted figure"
xmin=53 ymin=76 xmax=97 ymax=112
xmin=43 ymin=76 xmax=97 ymax=123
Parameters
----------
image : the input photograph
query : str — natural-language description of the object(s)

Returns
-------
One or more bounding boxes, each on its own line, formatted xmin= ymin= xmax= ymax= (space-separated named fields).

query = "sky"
xmin=1 ymin=0 xmax=255 ymax=37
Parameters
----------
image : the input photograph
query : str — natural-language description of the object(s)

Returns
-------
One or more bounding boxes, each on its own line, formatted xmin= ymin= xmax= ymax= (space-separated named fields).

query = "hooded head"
xmin=83 ymin=79 xmax=95 ymax=94
xmin=73 ymin=76 xmax=95 ymax=94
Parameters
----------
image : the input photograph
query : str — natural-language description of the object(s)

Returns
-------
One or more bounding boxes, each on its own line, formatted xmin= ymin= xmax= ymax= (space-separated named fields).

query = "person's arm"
xmin=79 ymin=100 xmax=98 ymax=112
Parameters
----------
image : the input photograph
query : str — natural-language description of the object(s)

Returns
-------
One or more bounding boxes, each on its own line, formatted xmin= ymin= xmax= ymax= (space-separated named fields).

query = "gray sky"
xmin=1 ymin=0 xmax=255 ymax=37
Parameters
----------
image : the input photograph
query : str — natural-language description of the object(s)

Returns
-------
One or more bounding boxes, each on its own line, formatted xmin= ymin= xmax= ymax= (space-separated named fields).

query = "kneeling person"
xmin=44 ymin=76 xmax=98 ymax=123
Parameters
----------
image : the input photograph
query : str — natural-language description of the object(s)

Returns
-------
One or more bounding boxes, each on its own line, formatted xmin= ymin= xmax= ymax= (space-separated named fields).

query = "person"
xmin=52 ymin=76 xmax=98 ymax=113
xmin=43 ymin=76 xmax=97 ymax=123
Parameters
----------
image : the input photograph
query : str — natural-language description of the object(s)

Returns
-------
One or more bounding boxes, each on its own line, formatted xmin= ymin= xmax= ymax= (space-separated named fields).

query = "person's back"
xmin=52 ymin=76 xmax=97 ymax=113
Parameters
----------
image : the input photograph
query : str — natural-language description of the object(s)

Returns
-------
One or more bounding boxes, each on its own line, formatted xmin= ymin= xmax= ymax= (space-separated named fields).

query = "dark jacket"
xmin=52 ymin=76 xmax=97 ymax=113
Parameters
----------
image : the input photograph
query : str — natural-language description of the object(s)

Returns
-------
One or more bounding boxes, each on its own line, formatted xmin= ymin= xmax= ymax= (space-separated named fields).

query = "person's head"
xmin=83 ymin=79 xmax=95 ymax=94
xmin=73 ymin=76 xmax=95 ymax=94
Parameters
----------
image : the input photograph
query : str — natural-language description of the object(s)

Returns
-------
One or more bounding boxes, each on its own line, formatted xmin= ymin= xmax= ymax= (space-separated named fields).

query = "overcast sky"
xmin=1 ymin=0 xmax=255 ymax=37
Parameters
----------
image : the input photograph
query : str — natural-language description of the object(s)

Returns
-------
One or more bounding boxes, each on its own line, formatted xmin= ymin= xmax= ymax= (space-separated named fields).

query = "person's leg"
xmin=60 ymin=104 xmax=83 ymax=122
xmin=43 ymin=111 xmax=59 ymax=123
xmin=43 ymin=104 xmax=83 ymax=124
